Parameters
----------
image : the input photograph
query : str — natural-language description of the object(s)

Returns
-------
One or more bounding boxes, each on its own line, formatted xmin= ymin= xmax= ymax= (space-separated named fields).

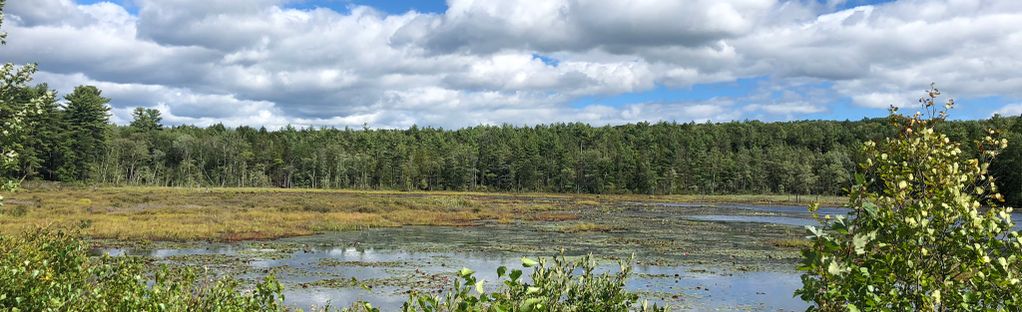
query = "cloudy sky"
xmin=2 ymin=0 xmax=1021 ymax=128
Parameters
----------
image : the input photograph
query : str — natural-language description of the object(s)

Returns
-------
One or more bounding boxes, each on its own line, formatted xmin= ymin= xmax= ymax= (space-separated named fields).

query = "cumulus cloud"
xmin=738 ymin=1 xmax=1022 ymax=107
xmin=2 ymin=0 xmax=1020 ymax=128
xmin=995 ymin=104 xmax=1022 ymax=117
xmin=401 ymin=0 xmax=776 ymax=54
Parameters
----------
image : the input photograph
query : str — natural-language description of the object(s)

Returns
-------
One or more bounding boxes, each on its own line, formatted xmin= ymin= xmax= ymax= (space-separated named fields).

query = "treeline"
xmin=7 ymin=84 xmax=1022 ymax=204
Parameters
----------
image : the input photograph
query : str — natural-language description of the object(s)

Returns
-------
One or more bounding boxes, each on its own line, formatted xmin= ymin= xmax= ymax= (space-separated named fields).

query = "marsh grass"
xmin=1 ymin=187 xmax=570 ymax=241
xmin=2 ymin=186 xmax=842 ymax=241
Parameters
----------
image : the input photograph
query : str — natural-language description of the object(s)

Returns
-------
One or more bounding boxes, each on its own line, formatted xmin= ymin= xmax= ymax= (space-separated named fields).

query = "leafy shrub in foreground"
xmin=797 ymin=86 xmax=1022 ymax=311
xmin=0 ymin=228 xmax=286 ymax=311
xmin=349 ymin=255 xmax=665 ymax=312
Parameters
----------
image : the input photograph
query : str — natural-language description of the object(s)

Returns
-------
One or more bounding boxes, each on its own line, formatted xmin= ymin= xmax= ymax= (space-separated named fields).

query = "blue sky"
xmin=3 ymin=0 xmax=1020 ymax=128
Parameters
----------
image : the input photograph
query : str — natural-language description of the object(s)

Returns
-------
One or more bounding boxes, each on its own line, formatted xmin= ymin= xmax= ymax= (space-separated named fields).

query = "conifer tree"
xmin=61 ymin=85 xmax=110 ymax=181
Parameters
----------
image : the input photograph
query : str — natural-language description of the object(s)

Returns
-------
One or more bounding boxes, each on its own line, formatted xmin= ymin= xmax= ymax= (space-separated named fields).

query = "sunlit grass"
xmin=2 ymin=185 xmax=844 ymax=241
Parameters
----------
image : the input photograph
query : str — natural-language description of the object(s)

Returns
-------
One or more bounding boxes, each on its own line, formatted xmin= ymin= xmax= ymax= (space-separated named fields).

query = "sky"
xmin=2 ymin=0 xmax=1021 ymax=129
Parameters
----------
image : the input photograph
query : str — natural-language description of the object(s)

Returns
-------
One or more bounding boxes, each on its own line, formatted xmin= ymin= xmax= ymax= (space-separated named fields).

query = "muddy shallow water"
xmin=90 ymin=202 xmax=1021 ymax=311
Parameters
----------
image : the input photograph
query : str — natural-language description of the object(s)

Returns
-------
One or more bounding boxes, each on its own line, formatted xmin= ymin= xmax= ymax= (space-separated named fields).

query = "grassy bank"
xmin=1 ymin=185 xmax=843 ymax=241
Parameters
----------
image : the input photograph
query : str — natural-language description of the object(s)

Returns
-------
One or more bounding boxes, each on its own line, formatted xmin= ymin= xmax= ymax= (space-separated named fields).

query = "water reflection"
xmin=262 ymin=248 xmax=805 ymax=311
xmin=93 ymin=238 xmax=807 ymax=311
xmin=687 ymin=215 xmax=820 ymax=227
xmin=87 ymin=203 xmax=1018 ymax=311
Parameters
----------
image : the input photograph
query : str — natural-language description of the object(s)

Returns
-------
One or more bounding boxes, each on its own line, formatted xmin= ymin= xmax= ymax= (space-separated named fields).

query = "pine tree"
xmin=129 ymin=107 xmax=163 ymax=132
xmin=61 ymin=85 xmax=110 ymax=181
xmin=16 ymin=84 xmax=65 ymax=180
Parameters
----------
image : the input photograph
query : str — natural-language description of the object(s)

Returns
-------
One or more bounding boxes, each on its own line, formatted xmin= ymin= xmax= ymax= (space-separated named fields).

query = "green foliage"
xmin=44 ymin=110 xmax=1015 ymax=199
xmin=60 ymin=85 xmax=110 ymax=181
xmin=14 ymin=84 xmax=64 ymax=181
xmin=347 ymin=255 xmax=664 ymax=312
xmin=130 ymin=107 xmax=163 ymax=132
xmin=991 ymin=116 xmax=1022 ymax=207
xmin=6 ymin=104 xmax=1017 ymax=198
xmin=1 ymin=229 xmax=663 ymax=312
xmin=0 ymin=228 xmax=287 ymax=311
xmin=797 ymin=86 xmax=1022 ymax=311
xmin=0 ymin=0 xmax=54 ymax=202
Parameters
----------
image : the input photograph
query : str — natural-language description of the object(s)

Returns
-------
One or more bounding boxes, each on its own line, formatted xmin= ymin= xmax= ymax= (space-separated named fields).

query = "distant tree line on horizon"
xmin=6 ymin=83 xmax=1022 ymax=206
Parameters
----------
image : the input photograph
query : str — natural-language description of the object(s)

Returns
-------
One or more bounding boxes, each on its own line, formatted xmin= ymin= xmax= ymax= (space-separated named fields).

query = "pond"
xmin=91 ymin=202 xmax=1020 ymax=311
xmin=645 ymin=202 xmax=850 ymax=216
xmin=687 ymin=215 xmax=819 ymax=227
xmin=661 ymin=202 xmax=1021 ymax=232
xmin=96 ymin=229 xmax=808 ymax=311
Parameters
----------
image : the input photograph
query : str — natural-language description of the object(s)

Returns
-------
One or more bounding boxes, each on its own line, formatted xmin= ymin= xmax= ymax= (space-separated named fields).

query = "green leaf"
xmin=521 ymin=297 xmax=545 ymax=311
xmin=863 ymin=202 xmax=878 ymax=217
xmin=497 ymin=266 xmax=507 ymax=277
xmin=474 ymin=279 xmax=485 ymax=294
xmin=847 ymin=303 xmax=860 ymax=312
xmin=827 ymin=261 xmax=843 ymax=275
xmin=853 ymin=234 xmax=869 ymax=255
xmin=509 ymin=270 xmax=522 ymax=281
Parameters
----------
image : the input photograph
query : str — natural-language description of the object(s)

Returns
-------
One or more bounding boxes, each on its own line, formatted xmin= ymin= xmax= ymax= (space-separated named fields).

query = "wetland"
xmin=11 ymin=187 xmax=1016 ymax=310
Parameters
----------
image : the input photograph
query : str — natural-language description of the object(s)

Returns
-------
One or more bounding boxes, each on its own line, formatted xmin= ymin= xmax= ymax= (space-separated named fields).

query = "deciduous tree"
xmin=797 ymin=86 xmax=1021 ymax=310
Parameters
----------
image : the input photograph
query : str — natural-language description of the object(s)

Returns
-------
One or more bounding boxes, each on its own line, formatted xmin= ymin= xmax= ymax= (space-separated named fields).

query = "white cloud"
xmin=995 ymin=104 xmax=1022 ymax=117
xmin=2 ymin=0 xmax=1020 ymax=128
xmin=746 ymin=102 xmax=826 ymax=115
xmin=737 ymin=1 xmax=1022 ymax=107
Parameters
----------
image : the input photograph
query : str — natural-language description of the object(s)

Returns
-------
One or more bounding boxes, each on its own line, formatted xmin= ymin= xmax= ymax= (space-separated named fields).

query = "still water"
xmin=93 ymin=202 xmax=1020 ymax=311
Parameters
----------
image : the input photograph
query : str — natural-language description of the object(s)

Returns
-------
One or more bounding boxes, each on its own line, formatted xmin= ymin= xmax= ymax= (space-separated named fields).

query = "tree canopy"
xmin=2 ymin=87 xmax=1019 ymax=206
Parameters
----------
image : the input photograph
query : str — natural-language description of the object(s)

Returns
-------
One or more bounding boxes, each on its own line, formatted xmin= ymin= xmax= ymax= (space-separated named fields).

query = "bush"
xmin=796 ymin=86 xmax=1022 ymax=310
xmin=350 ymin=255 xmax=665 ymax=312
xmin=0 ymin=228 xmax=286 ymax=311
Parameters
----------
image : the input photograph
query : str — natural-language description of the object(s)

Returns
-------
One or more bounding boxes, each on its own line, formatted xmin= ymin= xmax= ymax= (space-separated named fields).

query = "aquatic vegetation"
xmin=555 ymin=222 xmax=619 ymax=233
xmin=797 ymin=87 xmax=1022 ymax=310
xmin=348 ymin=255 xmax=666 ymax=312
xmin=2 ymin=228 xmax=670 ymax=311
xmin=318 ymin=258 xmax=403 ymax=267
xmin=0 ymin=228 xmax=287 ymax=311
